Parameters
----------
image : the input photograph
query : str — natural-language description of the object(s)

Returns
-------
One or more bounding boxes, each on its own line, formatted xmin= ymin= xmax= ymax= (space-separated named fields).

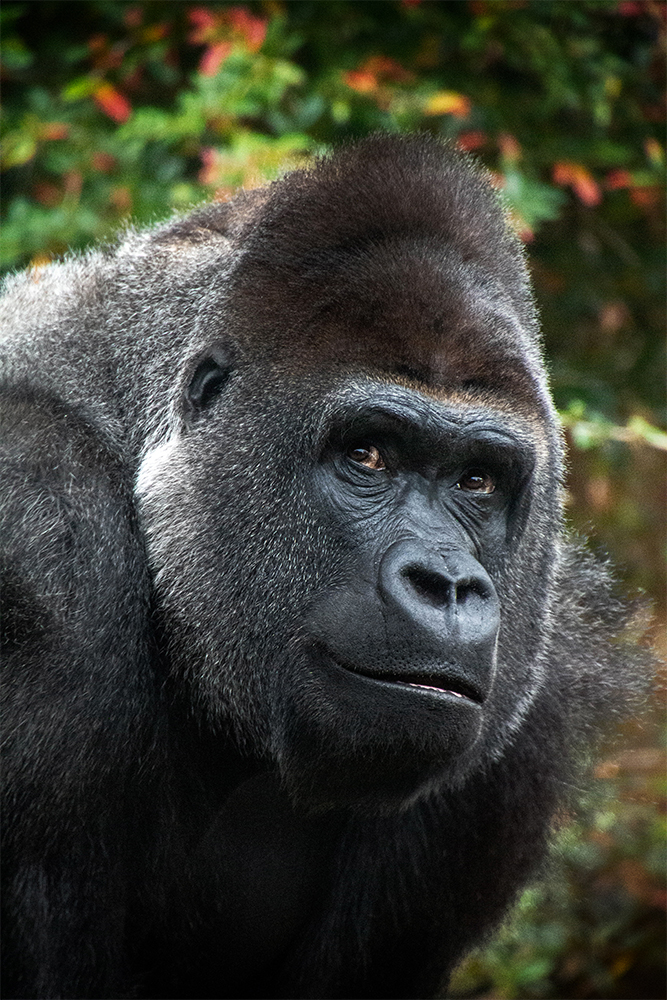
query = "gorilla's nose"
xmin=378 ymin=540 xmax=500 ymax=655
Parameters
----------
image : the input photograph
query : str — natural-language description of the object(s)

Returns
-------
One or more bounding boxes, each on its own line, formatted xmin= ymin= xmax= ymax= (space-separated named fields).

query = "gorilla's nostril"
xmin=402 ymin=566 xmax=451 ymax=607
xmin=455 ymin=579 xmax=491 ymax=603
xmin=402 ymin=565 xmax=493 ymax=609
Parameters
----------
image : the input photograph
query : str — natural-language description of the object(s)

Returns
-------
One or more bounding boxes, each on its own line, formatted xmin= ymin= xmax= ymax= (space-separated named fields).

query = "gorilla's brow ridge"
xmin=313 ymin=383 xmax=537 ymax=459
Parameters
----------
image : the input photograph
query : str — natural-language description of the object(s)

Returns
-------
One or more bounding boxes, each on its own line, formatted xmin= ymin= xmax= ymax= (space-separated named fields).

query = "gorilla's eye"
xmin=347 ymin=444 xmax=386 ymax=470
xmin=456 ymin=469 xmax=496 ymax=493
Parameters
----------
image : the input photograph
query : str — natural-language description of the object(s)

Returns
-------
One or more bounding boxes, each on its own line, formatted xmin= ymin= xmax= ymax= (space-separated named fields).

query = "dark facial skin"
xmin=282 ymin=383 xmax=534 ymax=808
xmin=309 ymin=387 xmax=520 ymax=689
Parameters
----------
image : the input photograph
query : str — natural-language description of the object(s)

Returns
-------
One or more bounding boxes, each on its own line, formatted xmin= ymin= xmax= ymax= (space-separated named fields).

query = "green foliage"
xmin=1 ymin=4 xmax=665 ymax=997
xmin=560 ymin=400 xmax=667 ymax=451
xmin=450 ymin=746 xmax=666 ymax=999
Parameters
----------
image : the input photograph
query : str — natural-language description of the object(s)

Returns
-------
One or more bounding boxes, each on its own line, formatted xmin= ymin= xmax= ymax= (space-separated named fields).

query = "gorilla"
xmin=0 ymin=134 xmax=647 ymax=1000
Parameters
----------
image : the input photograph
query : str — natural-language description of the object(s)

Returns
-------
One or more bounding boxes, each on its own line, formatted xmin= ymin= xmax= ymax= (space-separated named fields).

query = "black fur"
xmin=0 ymin=135 xmax=647 ymax=999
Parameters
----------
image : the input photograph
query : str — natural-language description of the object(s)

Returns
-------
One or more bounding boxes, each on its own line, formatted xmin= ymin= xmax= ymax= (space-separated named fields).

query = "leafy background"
xmin=1 ymin=2 xmax=664 ymax=997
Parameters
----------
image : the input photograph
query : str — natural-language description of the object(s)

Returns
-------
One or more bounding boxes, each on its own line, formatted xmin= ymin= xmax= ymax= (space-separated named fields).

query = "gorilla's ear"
xmin=185 ymin=343 xmax=236 ymax=417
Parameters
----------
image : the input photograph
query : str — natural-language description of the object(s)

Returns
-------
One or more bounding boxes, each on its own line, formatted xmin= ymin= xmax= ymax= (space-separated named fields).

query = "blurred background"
xmin=1 ymin=2 xmax=664 ymax=996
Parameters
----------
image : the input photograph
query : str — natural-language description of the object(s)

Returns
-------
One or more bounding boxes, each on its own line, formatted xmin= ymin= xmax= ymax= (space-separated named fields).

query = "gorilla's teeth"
xmin=407 ymin=682 xmax=464 ymax=697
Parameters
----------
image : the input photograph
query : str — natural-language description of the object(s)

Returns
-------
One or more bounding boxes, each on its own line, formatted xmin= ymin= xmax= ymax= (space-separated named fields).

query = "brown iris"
xmin=456 ymin=469 xmax=495 ymax=493
xmin=347 ymin=445 xmax=386 ymax=470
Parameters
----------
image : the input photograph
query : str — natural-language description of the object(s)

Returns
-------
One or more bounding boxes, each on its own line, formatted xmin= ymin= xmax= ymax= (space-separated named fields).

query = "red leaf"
xmin=94 ymin=84 xmax=132 ymax=123
xmin=345 ymin=69 xmax=377 ymax=93
xmin=605 ymin=169 xmax=633 ymax=190
xmin=226 ymin=7 xmax=267 ymax=51
xmin=553 ymin=161 xmax=601 ymax=206
xmin=188 ymin=7 xmax=218 ymax=31
xmin=199 ymin=41 xmax=232 ymax=76
xmin=457 ymin=131 xmax=486 ymax=151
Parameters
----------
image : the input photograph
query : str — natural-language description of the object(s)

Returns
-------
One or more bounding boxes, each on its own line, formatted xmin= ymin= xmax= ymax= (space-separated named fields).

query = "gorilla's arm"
xmin=0 ymin=385 xmax=152 ymax=999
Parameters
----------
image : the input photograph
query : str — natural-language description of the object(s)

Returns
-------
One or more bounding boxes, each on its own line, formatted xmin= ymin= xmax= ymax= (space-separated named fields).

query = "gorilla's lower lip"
xmin=320 ymin=650 xmax=484 ymax=705
xmin=368 ymin=673 xmax=484 ymax=705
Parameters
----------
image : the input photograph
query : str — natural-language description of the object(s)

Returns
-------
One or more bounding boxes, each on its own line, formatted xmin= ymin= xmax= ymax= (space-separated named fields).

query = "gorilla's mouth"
xmin=321 ymin=649 xmax=485 ymax=705
xmin=357 ymin=669 xmax=485 ymax=705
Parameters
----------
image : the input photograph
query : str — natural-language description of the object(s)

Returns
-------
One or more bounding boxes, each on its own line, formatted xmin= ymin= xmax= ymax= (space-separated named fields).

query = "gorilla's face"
xmin=286 ymin=381 xmax=535 ymax=810
xmin=137 ymin=250 xmax=558 ymax=813
xmin=138 ymin=364 xmax=553 ymax=813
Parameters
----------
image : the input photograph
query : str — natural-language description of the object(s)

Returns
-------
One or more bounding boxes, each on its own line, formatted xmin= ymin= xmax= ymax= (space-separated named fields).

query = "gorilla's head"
xmin=137 ymin=136 xmax=564 ymax=812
